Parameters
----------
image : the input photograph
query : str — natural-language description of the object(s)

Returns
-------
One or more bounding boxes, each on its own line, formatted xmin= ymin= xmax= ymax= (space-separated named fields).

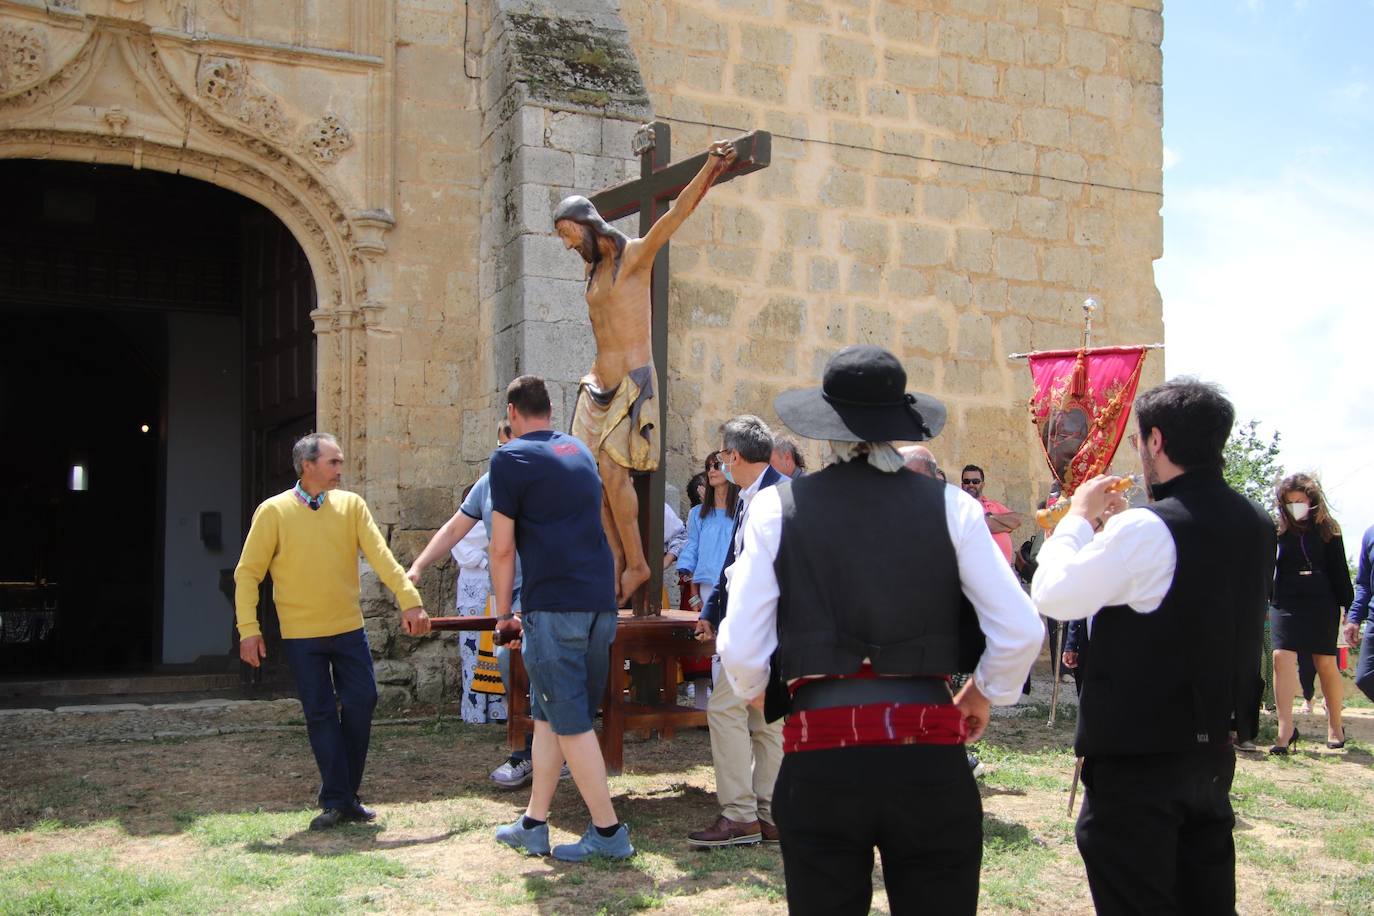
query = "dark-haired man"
xmin=1032 ymin=378 xmax=1275 ymax=914
xmin=555 ymin=140 xmax=736 ymax=606
xmin=487 ymin=375 xmax=631 ymax=862
xmin=961 ymin=464 xmax=1022 ymax=566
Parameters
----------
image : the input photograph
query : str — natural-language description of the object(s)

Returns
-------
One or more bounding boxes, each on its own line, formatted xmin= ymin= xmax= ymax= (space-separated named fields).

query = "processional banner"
xmin=1026 ymin=345 xmax=1150 ymax=498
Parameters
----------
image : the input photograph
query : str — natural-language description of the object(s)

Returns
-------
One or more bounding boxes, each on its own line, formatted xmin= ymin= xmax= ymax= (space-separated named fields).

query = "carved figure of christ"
xmin=554 ymin=139 xmax=738 ymax=607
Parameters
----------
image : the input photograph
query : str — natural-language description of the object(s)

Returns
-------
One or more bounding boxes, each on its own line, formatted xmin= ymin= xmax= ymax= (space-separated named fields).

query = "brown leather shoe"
xmin=687 ymin=814 xmax=762 ymax=847
xmin=759 ymin=819 xmax=780 ymax=843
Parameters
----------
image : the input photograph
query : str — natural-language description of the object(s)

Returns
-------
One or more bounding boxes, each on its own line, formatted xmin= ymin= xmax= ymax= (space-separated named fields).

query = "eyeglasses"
xmin=707 ymin=460 xmax=722 ymax=470
xmin=962 ymin=478 xmax=982 ymax=486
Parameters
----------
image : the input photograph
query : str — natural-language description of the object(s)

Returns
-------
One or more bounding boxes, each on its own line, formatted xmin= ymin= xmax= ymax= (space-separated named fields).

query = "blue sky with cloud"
xmin=1157 ymin=1 xmax=1374 ymax=553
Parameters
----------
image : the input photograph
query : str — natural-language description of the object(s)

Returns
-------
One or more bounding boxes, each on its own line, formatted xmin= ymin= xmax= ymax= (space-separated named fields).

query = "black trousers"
xmin=1235 ymin=671 xmax=1264 ymax=743
xmin=1076 ymin=748 xmax=1236 ymax=915
xmin=772 ymin=744 xmax=982 ymax=915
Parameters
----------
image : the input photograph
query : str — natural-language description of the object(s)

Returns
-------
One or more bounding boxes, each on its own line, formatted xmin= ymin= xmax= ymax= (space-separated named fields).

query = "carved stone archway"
xmin=0 ymin=12 xmax=388 ymax=467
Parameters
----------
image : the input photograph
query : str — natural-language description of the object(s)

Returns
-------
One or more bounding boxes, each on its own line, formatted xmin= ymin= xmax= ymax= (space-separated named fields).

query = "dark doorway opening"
xmin=0 ymin=160 xmax=317 ymax=682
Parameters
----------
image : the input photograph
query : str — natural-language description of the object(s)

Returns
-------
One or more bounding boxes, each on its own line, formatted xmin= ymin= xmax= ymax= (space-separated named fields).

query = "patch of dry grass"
xmin=3 ymin=672 xmax=1372 ymax=914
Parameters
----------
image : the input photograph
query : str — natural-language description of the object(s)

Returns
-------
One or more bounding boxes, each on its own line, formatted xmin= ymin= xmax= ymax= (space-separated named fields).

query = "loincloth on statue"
xmin=571 ymin=364 xmax=660 ymax=472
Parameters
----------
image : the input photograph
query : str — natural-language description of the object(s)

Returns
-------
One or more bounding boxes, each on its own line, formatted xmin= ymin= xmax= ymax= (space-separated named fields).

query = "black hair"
xmin=962 ymin=464 xmax=984 ymax=479
xmin=506 ymin=375 xmax=552 ymax=418
xmin=1134 ymin=377 xmax=1234 ymax=472
xmin=686 ymin=472 xmax=707 ymax=508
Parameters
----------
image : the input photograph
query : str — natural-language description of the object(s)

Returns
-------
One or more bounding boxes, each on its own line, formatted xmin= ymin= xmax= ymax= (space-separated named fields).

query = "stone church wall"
xmin=617 ymin=0 xmax=1166 ymax=514
xmin=0 ymin=0 xmax=1166 ymax=703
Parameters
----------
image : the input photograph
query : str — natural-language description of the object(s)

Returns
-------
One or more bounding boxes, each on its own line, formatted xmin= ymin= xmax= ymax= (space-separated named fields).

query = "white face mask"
xmin=1287 ymin=501 xmax=1311 ymax=521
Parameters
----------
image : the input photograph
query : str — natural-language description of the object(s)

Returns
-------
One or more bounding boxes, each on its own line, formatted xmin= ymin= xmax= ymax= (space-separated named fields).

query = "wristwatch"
xmin=496 ymin=613 xmax=515 ymax=622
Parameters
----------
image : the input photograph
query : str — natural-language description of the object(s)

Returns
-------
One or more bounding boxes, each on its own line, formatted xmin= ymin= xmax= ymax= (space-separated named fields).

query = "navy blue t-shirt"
xmin=488 ymin=429 xmax=616 ymax=613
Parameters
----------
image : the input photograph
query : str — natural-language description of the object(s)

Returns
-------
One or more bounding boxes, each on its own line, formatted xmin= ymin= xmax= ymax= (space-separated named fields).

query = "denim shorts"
xmin=520 ymin=610 xmax=617 ymax=736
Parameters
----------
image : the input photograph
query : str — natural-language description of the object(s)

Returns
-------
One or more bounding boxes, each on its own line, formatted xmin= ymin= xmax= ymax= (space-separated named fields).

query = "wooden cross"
xmin=588 ymin=121 xmax=771 ymax=615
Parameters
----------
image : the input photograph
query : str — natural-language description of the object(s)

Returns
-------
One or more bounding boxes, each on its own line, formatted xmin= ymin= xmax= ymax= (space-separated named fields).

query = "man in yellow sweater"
xmin=235 ymin=432 xmax=430 ymax=830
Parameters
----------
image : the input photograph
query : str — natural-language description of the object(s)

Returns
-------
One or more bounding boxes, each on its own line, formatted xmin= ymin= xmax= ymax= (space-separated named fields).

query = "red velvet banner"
xmin=1026 ymin=346 xmax=1150 ymax=497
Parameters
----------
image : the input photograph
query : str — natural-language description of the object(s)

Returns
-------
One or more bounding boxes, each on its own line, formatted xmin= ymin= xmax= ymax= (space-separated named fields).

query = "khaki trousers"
xmin=709 ymin=658 xmax=783 ymax=823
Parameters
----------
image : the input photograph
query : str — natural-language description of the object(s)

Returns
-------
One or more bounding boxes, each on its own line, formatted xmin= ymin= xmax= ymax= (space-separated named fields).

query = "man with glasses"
xmin=688 ymin=415 xmax=786 ymax=848
xmin=961 ymin=465 xmax=1022 ymax=566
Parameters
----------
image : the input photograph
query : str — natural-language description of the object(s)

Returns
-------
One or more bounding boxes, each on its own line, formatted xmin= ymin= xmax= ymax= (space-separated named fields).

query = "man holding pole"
xmin=1032 ymin=378 xmax=1273 ymax=913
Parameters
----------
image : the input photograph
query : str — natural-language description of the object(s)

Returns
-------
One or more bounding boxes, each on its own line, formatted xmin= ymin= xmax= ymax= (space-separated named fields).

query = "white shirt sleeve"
xmin=1030 ymin=509 xmax=1176 ymax=622
xmin=716 ymin=485 xmax=784 ymax=700
xmin=946 ymin=487 xmax=1047 ymax=706
xmin=663 ymin=502 xmax=685 ymax=542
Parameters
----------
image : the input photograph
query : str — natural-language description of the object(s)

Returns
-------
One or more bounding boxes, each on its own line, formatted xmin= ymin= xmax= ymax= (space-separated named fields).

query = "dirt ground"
xmin=2 ymin=673 xmax=1372 ymax=915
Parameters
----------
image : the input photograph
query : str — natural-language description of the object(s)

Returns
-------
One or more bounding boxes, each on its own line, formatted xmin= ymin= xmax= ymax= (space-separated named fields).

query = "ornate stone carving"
xmin=0 ymin=29 xmax=94 ymax=111
xmin=2 ymin=32 xmax=368 ymax=307
xmin=300 ymin=113 xmax=352 ymax=166
xmin=103 ymin=106 xmax=129 ymax=135
xmin=0 ymin=25 xmax=47 ymax=95
xmin=196 ymin=55 xmax=292 ymax=144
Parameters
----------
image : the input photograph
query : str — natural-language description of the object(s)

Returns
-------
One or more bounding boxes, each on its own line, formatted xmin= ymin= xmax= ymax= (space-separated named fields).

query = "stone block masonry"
xmin=619 ymin=0 xmax=1165 ymax=518
xmin=0 ymin=0 xmax=1163 ymax=705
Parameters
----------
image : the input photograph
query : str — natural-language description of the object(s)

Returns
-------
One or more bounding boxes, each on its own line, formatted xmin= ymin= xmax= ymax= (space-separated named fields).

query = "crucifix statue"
xmin=554 ymin=122 xmax=771 ymax=615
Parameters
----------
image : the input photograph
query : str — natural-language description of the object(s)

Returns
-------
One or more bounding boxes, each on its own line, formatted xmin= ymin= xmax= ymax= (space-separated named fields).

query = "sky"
xmin=1157 ymin=0 xmax=1374 ymax=556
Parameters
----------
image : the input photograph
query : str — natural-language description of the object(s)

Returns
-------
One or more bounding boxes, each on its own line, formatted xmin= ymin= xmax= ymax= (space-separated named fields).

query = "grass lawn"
xmin=3 ymin=667 xmax=1372 ymax=915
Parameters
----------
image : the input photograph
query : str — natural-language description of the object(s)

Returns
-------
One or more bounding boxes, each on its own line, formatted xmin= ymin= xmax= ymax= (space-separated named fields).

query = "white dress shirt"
xmin=1031 ymin=510 xmax=1176 ymax=627
xmin=717 ymin=480 xmax=1044 ymax=706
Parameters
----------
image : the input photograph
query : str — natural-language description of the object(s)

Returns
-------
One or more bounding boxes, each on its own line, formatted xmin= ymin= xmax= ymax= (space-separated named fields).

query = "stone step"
xmin=0 ymin=672 xmax=242 ymax=699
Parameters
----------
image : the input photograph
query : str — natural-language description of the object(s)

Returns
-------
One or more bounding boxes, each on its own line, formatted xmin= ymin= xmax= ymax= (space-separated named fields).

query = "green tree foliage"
xmin=1224 ymin=419 xmax=1283 ymax=513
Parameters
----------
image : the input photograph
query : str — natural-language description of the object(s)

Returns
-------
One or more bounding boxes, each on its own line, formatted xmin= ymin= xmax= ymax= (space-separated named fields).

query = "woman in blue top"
xmin=679 ymin=451 xmax=740 ymax=615
xmin=677 ymin=451 xmax=739 ymax=708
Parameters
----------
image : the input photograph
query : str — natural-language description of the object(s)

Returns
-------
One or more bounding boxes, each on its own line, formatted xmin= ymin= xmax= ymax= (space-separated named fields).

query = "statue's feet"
xmin=618 ymin=564 xmax=651 ymax=608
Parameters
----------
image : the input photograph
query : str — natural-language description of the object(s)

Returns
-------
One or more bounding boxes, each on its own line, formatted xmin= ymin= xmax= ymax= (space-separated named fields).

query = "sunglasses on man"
xmin=962 ymin=477 xmax=982 ymax=486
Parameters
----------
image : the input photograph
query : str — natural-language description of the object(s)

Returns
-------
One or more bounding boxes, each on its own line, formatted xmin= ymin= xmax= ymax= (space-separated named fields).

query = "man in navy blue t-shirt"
xmin=488 ymin=375 xmax=632 ymax=862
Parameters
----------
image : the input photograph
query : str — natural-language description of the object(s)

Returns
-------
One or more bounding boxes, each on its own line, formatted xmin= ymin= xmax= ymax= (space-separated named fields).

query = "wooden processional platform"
xmin=428 ymin=609 xmax=712 ymax=775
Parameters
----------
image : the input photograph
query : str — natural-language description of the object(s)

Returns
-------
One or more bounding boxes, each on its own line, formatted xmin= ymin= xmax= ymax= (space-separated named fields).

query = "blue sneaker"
xmin=551 ymin=822 xmax=634 ymax=862
xmin=495 ymin=817 xmax=550 ymax=856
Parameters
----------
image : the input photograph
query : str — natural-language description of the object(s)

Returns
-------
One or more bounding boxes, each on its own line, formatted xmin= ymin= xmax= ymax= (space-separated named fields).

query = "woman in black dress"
xmin=1270 ymin=473 xmax=1354 ymax=752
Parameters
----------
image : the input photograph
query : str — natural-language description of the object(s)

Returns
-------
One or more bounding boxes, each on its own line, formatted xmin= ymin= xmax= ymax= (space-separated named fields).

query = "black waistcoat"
xmin=772 ymin=460 xmax=962 ymax=681
xmin=1076 ymin=470 xmax=1273 ymax=757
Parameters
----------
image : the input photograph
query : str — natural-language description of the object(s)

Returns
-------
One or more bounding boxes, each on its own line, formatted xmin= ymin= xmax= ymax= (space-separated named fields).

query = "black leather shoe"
xmin=310 ymin=808 xmax=347 ymax=831
xmin=345 ymin=797 xmax=377 ymax=822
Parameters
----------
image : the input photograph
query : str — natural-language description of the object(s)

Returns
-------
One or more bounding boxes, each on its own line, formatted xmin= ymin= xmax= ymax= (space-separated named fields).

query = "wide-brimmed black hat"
xmin=775 ymin=345 xmax=946 ymax=443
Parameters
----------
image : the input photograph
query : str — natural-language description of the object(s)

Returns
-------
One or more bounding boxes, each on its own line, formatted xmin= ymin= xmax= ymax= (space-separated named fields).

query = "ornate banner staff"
xmin=1008 ymin=299 xmax=1162 ymax=727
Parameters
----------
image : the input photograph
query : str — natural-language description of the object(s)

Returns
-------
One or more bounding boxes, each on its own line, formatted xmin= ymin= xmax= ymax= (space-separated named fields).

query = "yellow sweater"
xmin=234 ymin=488 xmax=423 ymax=640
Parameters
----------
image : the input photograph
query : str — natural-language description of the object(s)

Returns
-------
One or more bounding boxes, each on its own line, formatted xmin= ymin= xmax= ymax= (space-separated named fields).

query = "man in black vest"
xmin=1032 ymin=378 xmax=1274 ymax=914
xmin=716 ymin=346 xmax=1043 ymax=913
xmin=687 ymin=415 xmax=786 ymax=847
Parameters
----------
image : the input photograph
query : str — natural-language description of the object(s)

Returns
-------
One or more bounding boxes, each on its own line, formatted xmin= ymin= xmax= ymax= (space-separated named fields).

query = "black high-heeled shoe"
xmin=1269 ymin=726 xmax=1300 ymax=755
xmin=1327 ymin=729 xmax=1346 ymax=750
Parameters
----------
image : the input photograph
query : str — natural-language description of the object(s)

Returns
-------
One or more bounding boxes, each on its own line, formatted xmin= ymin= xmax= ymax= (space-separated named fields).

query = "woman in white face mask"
xmin=1269 ymin=473 xmax=1355 ymax=753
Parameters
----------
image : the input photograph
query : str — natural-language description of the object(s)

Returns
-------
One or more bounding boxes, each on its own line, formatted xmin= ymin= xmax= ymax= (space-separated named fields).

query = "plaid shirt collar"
xmin=293 ymin=481 xmax=327 ymax=510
